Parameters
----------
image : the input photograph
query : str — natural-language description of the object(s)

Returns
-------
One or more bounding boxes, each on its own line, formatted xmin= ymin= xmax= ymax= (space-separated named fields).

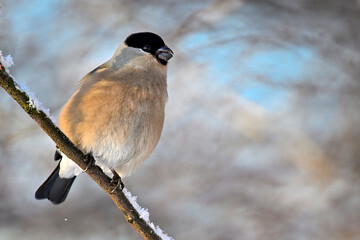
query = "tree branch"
xmin=0 ymin=61 xmax=172 ymax=240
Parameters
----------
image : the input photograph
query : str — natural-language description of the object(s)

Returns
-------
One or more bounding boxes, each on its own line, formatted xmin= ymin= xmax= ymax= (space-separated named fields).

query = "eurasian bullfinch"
xmin=35 ymin=32 xmax=173 ymax=204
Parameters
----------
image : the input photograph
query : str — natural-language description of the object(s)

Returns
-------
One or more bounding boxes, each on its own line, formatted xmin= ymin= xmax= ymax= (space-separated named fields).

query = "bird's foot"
xmin=110 ymin=170 xmax=124 ymax=193
xmin=84 ymin=153 xmax=95 ymax=172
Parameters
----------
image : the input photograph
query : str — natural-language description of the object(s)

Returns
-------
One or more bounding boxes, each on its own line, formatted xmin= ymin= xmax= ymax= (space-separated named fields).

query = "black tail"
xmin=35 ymin=164 xmax=76 ymax=204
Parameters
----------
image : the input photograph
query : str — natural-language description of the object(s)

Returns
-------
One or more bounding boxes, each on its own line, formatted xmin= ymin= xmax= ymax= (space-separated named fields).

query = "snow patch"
xmin=0 ymin=50 xmax=14 ymax=74
xmin=16 ymin=81 xmax=57 ymax=123
xmin=123 ymin=188 xmax=174 ymax=240
xmin=0 ymin=49 xmax=56 ymax=123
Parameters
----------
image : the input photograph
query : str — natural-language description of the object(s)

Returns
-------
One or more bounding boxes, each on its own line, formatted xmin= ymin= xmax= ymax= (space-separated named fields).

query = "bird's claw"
xmin=84 ymin=153 xmax=95 ymax=172
xmin=110 ymin=170 xmax=124 ymax=193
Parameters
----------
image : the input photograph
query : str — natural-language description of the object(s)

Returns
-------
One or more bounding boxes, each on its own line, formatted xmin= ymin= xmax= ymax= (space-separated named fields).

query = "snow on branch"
xmin=123 ymin=189 xmax=173 ymax=240
xmin=0 ymin=50 xmax=173 ymax=240
xmin=0 ymin=50 xmax=14 ymax=74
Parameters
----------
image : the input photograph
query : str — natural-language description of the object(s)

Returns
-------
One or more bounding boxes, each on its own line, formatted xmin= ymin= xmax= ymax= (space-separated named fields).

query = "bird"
xmin=35 ymin=32 xmax=173 ymax=204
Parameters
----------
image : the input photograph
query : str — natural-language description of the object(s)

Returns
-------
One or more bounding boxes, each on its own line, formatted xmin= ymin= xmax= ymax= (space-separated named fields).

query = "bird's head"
xmin=124 ymin=32 xmax=174 ymax=66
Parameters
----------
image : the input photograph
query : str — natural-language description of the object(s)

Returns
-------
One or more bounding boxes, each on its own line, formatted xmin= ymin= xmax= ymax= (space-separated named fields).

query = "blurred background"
xmin=1 ymin=0 xmax=360 ymax=239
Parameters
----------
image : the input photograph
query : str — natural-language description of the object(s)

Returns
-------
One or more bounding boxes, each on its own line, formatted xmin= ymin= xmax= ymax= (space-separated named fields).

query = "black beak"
xmin=156 ymin=45 xmax=174 ymax=64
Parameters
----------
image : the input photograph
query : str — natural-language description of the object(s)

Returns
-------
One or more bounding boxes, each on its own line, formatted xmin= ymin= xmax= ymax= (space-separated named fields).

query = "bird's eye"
xmin=142 ymin=45 xmax=151 ymax=52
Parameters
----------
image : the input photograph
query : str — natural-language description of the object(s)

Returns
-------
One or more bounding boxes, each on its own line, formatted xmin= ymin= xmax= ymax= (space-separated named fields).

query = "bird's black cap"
xmin=125 ymin=32 xmax=165 ymax=54
xmin=125 ymin=32 xmax=173 ymax=65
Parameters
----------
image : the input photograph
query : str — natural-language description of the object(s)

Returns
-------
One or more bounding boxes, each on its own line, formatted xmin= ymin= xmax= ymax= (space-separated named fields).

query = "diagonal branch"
xmin=0 ymin=61 xmax=172 ymax=240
